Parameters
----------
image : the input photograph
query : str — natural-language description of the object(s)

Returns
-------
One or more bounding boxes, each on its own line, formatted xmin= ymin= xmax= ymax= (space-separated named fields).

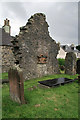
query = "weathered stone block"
xmin=8 ymin=65 xmax=25 ymax=104
xmin=65 ymin=52 xmax=76 ymax=75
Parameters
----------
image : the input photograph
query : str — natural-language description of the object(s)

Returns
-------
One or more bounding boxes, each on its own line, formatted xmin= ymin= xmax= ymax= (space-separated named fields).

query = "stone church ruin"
xmin=12 ymin=13 xmax=60 ymax=80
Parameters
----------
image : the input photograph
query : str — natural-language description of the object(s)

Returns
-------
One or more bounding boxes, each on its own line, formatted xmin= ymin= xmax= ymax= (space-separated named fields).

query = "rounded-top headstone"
xmin=65 ymin=52 xmax=76 ymax=75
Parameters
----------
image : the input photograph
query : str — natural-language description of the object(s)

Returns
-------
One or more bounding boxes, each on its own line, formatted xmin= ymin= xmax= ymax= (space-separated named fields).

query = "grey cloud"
xmin=0 ymin=2 xmax=78 ymax=45
xmin=78 ymin=1 xmax=80 ymax=45
xmin=45 ymin=2 xmax=78 ymax=45
xmin=1 ymin=2 xmax=27 ymax=22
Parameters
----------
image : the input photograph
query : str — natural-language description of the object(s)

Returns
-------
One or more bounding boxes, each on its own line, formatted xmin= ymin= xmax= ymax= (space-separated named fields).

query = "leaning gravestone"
xmin=8 ymin=65 xmax=25 ymax=104
xmin=65 ymin=52 xmax=76 ymax=75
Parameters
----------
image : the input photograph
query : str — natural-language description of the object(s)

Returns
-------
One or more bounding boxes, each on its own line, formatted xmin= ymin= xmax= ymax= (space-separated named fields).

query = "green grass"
xmin=60 ymin=70 xmax=65 ymax=74
xmin=2 ymin=74 xmax=79 ymax=119
xmin=0 ymin=72 xmax=8 ymax=79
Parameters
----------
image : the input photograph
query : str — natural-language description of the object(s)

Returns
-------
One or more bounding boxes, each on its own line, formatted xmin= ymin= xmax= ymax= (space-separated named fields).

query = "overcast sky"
xmin=0 ymin=1 xmax=78 ymax=45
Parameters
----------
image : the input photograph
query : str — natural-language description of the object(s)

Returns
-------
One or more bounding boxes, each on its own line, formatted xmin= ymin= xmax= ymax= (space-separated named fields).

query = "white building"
xmin=57 ymin=44 xmax=80 ymax=59
xmin=57 ymin=47 xmax=67 ymax=59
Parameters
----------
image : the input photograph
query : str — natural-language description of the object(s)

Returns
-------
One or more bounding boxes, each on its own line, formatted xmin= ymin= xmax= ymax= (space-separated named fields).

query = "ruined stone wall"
xmin=0 ymin=46 xmax=15 ymax=72
xmin=12 ymin=13 xmax=60 ymax=80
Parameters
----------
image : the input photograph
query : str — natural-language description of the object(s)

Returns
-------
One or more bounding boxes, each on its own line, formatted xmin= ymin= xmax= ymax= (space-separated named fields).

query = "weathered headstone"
xmin=8 ymin=65 xmax=25 ymax=104
xmin=65 ymin=52 xmax=76 ymax=75
xmin=76 ymin=59 xmax=80 ymax=74
xmin=76 ymin=59 xmax=80 ymax=83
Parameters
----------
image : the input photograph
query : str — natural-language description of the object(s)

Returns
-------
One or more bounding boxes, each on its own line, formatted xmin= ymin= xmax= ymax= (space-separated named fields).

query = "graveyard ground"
xmin=2 ymin=73 xmax=79 ymax=118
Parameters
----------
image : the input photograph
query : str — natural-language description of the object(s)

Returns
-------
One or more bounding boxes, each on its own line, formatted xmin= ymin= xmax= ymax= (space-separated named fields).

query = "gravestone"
xmin=76 ymin=59 xmax=80 ymax=74
xmin=38 ymin=77 xmax=76 ymax=87
xmin=76 ymin=59 xmax=80 ymax=83
xmin=65 ymin=52 xmax=76 ymax=75
xmin=8 ymin=65 xmax=25 ymax=104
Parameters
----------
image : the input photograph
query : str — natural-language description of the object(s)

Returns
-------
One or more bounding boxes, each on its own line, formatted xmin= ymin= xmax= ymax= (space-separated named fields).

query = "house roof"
xmin=60 ymin=45 xmax=79 ymax=53
xmin=0 ymin=28 xmax=13 ymax=46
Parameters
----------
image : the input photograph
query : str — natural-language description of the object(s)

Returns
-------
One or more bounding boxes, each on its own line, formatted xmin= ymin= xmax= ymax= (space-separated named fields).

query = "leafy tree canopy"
xmin=76 ymin=45 xmax=80 ymax=51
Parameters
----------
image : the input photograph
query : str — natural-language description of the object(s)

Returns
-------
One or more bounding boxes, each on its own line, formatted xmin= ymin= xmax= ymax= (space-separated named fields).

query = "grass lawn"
xmin=2 ymin=73 xmax=79 ymax=119
xmin=0 ymin=72 xmax=8 ymax=79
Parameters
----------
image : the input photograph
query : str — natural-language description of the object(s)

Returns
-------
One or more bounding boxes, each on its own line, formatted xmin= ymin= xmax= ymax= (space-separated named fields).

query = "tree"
xmin=76 ymin=45 xmax=80 ymax=51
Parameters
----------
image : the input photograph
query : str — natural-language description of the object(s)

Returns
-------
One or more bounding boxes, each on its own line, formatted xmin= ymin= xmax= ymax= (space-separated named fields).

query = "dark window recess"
xmin=37 ymin=54 xmax=47 ymax=64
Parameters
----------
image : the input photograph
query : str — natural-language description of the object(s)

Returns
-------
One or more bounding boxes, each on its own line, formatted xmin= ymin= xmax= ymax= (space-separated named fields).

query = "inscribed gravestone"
xmin=8 ymin=65 xmax=25 ymax=104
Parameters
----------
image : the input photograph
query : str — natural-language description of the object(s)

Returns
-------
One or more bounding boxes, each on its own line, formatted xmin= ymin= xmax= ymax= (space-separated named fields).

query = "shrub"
xmin=76 ymin=45 xmax=80 ymax=51
xmin=58 ymin=58 xmax=65 ymax=66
